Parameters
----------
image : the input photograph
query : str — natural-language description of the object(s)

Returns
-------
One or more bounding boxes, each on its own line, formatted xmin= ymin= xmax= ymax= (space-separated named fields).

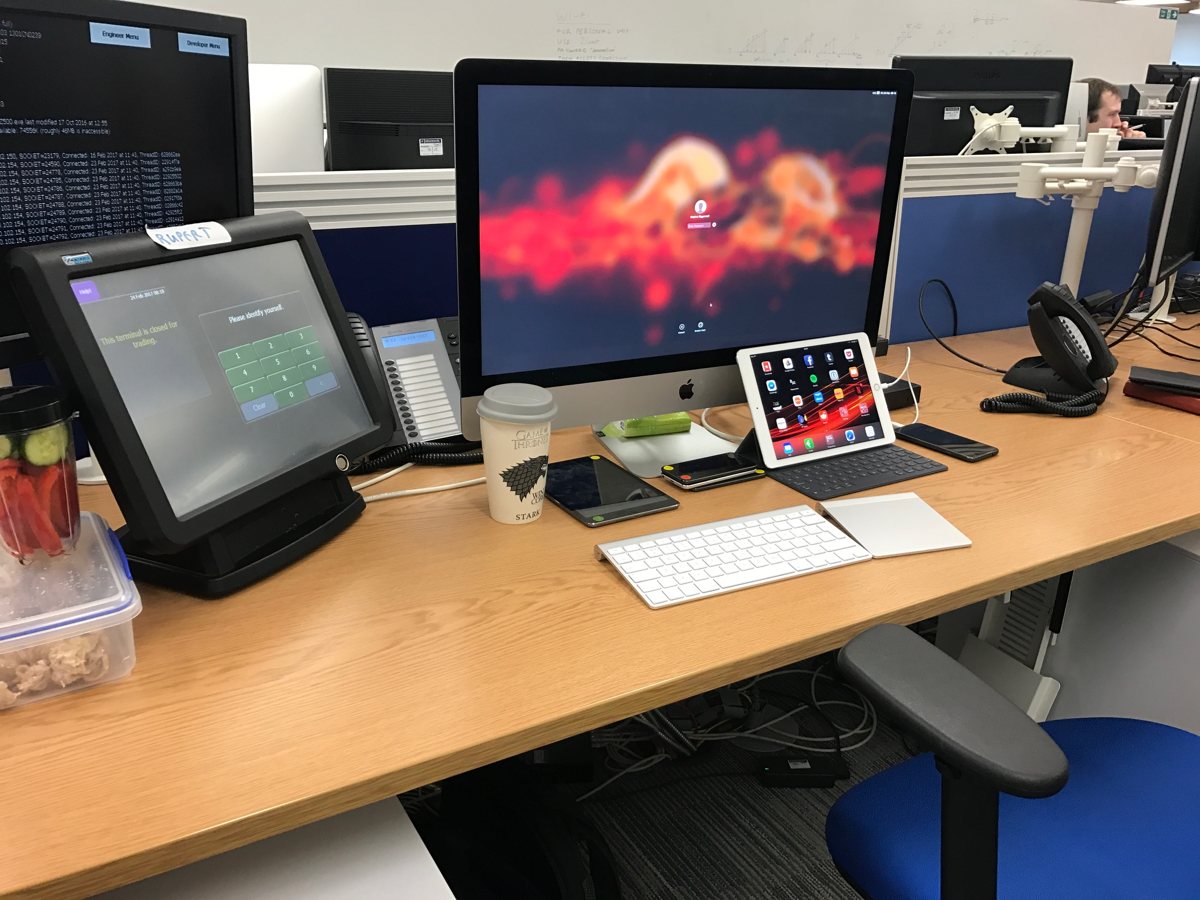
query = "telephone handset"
xmin=984 ymin=283 xmax=1118 ymax=417
xmin=347 ymin=312 xmax=462 ymax=446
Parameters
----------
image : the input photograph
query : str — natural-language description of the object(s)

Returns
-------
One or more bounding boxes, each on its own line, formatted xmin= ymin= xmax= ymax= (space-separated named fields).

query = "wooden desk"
xmin=2 ymin=324 xmax=1198 ymax=898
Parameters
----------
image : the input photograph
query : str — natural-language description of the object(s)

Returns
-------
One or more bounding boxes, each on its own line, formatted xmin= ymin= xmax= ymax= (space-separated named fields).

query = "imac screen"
xmin=69 ymin=241 xmax=376 ymax=518
xmin=475 ymin=84 xmax=900 ymax=377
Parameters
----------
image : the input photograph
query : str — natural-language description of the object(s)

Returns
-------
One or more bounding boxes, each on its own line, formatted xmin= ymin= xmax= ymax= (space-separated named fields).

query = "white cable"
xmin=878 ymin=346 xmax=911 ymax=389
xmin=877 ymin=347 xmax=920 ymax=427
xmin=575 ymin=752 xmax=669 ymax=801
xmin=353 ymin=463 xmax=413 ymax=492
xmin=958 ymin=120 xmax=1003 ymax=156
xmin=363 ymin=476 xmax=485 ymax=503
xmin=699 ymin=407 xmax=743 ymax=444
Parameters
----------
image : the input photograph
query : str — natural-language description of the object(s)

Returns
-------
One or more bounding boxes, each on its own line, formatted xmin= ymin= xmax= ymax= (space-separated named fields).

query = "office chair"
xmin=825 ymin=623 xmax=1200 ymax=899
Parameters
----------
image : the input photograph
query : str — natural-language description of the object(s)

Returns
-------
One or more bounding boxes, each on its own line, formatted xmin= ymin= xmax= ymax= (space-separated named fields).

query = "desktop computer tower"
xmin=325 ymin=68 xmax=454 ymax=171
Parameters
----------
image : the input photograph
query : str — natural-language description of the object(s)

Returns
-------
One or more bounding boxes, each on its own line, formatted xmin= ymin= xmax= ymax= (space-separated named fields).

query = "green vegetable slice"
xmin=22 ymin=423 xmax=69 ymax=467
xmin=0 ymin=435 xmax=12 ymax=459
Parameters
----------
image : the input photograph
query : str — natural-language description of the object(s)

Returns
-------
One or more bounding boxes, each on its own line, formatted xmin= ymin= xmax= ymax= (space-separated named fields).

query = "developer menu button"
xmin=177 ymin=32 xmax=230 ymax=57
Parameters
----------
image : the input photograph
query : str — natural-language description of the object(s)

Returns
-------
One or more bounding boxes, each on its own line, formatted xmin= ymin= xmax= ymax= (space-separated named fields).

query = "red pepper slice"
xmin=34 ymin=464 xmax=75 ymax=538
xmin=0 ymin=504 xmax=23 ymax=560
xmin=15 ymin=474 xmax=62 ymax=556
xmin=0 ymin=476 xmax=28 ymax=559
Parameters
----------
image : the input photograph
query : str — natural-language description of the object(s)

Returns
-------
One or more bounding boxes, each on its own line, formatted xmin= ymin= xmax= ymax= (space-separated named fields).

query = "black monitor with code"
xmin=0 ymin=0 xmax=253 ymax=367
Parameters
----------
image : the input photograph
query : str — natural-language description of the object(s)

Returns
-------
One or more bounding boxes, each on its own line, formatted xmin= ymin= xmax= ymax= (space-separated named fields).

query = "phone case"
xmin=1129 ymin=366 xmax=1200 ymax=397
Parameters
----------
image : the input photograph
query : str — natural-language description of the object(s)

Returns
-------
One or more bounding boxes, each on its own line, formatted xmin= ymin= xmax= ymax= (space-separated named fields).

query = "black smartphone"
xmin=661 ymin=453 xmax=765 ymax=491
xmin=545 ymin=455 xmax=679 ymax=527
xmin=895 ymin=423 xmax=998 ymax=462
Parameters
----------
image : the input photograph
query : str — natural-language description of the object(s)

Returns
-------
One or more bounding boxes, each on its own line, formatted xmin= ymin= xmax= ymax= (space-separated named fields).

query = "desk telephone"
xmin=984 ymin=283 xmax=1117 ymax=417
xmin=347 ymin=312 xmax=462 ymax=445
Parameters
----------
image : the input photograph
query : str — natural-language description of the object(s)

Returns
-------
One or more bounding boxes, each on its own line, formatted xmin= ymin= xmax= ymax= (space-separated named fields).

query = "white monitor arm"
xmin=961 ymin=106 xmax=1080 ymax=156
xmin=1014 ymin=130 xmax=1160 ymax=305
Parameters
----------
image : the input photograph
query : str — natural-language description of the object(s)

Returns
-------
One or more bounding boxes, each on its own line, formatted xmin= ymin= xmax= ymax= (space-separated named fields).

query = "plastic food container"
xmin=0 ymin=385 xmax=80 ymax=563
xmin=0 ymin=512 xmax=141 ymax=710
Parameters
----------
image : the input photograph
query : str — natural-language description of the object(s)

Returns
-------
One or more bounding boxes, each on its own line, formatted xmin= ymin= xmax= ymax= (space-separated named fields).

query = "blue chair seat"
xmin=827 ymin=717 xmax=1200 ymax=899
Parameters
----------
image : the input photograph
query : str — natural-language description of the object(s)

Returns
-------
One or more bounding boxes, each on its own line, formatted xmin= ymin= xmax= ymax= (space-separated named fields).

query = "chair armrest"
xmin=839 ymin=623 xmax=1068 ymax=798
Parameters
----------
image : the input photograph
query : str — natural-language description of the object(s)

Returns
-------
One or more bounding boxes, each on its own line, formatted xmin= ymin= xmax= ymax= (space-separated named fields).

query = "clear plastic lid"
xmin=0 ymin=512 xmax=141 ymax=652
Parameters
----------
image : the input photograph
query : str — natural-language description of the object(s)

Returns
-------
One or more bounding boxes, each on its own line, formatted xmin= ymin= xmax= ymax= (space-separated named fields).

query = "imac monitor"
xmin=1145 ymin=78 xmax=1200 ymax=290
xmin=891 ymin=56 xmax=1073 ymax=156
xmin=454 ymin=59 xmax=912 ymax=472
xmin=0 ymin=0 xmax=253 ymax=368
xmin=6 ymin=213 xmax=392 ymax=595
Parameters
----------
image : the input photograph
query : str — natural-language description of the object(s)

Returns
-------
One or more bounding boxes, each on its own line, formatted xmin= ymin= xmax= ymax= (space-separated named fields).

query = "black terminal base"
xmin=1003 ymin=356 xmax=1105 ymax=397
xmin=119 ymin=475 xmax=364 ymax=598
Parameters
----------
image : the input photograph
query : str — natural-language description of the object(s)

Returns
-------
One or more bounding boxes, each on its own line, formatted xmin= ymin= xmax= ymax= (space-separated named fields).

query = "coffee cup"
xmin=476 ymin=384 xmax=557 ymax=524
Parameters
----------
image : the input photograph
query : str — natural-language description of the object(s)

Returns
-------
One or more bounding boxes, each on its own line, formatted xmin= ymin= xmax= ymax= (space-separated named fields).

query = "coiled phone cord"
xmin=980 ymin=388 xmax=1107 ymax=417
xmin=348 ymin=440 xmax=483 ymax=475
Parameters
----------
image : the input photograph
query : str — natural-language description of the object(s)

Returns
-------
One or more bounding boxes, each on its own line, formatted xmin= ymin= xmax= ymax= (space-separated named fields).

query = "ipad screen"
xmin=744 ymin=337 xmax=890 ymax=463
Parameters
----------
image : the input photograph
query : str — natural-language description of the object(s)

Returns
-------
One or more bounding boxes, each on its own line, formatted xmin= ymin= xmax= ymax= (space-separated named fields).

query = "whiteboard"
xmin=147 ymin=0 xmax=1174 ymax=86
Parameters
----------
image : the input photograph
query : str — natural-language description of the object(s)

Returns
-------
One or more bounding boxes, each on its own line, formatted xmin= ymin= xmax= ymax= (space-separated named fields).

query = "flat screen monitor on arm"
xmin=454 ymin=59 xmax=912 ymax=475
xmin=891 ymin=55 xmax=1073 ymax=157
xmin=1136 ymin=77 xmax=1200 ymax=321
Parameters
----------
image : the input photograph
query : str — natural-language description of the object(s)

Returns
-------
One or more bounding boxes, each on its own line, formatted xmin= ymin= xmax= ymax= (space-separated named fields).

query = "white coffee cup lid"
xmin=476 ymin=383 xmax=558 ymax=424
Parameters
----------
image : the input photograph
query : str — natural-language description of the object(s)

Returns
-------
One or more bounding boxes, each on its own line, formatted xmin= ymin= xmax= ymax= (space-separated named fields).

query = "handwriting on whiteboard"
xmin=554 ymin=10 xmax=631 ymax=61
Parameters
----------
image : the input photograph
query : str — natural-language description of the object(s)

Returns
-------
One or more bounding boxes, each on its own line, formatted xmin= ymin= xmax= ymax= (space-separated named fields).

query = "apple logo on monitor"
xmin=679 ymin=379 xmax=695 ymax=401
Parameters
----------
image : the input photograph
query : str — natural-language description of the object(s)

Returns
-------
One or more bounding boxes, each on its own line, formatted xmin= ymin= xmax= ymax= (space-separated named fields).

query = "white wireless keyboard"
xmin=595 ymin=504 xmax=871 ymax=609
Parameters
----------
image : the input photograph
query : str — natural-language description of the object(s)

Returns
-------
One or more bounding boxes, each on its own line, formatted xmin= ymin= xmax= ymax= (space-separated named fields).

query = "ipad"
xmin=736 ymin=333 xmax=895 ymax=470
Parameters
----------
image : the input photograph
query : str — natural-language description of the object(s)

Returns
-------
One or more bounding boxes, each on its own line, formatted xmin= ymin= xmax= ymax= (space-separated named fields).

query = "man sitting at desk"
xmin=1080 ymin=77 xmax=1146 ymax=139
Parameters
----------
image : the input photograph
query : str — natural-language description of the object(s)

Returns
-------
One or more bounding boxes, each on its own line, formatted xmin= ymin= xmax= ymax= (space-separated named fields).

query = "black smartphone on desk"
xmin=895 ymin=423 xmax=998 ymax=462
xmin=545 ymin=455 xmax=679 ymax=526
xmin=661 ymin=453 xmax=765 ymax=491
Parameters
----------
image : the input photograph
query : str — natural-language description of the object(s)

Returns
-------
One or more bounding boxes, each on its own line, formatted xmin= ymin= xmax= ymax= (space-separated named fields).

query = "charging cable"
xmin=878 ymin=347 xmax=920 ymax=426
xmin=362 ymin=475 xmax=486 ymax=504
xmin=353 ymin=460 xmax=486 ymax=503
xmin=699 ymin=407 xmax=743 ymax=443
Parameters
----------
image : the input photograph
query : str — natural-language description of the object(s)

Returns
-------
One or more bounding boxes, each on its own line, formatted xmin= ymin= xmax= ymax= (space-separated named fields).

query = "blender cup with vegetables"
xmin=0 ymin=386 xmax=80 ymax=563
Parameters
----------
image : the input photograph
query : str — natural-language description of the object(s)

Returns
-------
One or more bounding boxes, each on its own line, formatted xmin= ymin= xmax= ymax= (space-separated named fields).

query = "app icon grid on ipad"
xmin=740 ymin=334 xmax=891 ymax=463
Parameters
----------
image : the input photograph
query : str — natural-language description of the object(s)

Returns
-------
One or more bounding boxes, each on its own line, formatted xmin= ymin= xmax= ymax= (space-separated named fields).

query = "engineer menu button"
xmin=240 ymin=395 xmax=279 ymax=422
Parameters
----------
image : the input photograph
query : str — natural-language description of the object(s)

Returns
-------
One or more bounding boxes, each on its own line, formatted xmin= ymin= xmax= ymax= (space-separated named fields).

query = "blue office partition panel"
xmin=889 ymin=188 xmax=1155 ymax=345
xmin=314 ymin=224 xmax=459 ymax=326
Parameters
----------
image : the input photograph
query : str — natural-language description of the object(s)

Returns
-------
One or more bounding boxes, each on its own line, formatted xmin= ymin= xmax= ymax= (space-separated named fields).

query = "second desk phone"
xmin=349 ymin=313 xmax=461 ymax=446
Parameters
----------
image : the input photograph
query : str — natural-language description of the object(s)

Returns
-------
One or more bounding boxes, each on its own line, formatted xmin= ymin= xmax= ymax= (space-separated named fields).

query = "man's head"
xmin=1081 ymin=77 xmax=1123 ymax=133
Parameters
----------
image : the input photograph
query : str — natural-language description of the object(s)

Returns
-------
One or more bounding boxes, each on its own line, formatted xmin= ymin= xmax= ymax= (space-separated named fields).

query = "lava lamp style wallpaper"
xmin=476 ymin=83 xmax=900 ymax=376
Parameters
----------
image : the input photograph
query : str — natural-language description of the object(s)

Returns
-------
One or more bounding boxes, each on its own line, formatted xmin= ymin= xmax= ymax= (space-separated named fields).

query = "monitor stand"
xmin=594 ymin=422 xmax=738 ymax=477
xmin=119 ymin=475 xmax=364 ymax=598
xmin=1126 ymin=274 xmax=1178 ymax=325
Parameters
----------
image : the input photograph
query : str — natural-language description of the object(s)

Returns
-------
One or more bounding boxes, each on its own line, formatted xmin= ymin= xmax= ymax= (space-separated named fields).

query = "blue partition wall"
xmin=314 ymin=223 xmax=459 ymax=326
xmin=889 ymin=187 xmax=1155 ymax=344
xmin=313 ymin=188 xmax=1156 ymax=344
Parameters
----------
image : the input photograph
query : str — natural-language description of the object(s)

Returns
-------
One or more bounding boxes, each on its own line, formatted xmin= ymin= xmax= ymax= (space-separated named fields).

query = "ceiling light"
xmin=1116 ymin=0 xmax=1189 ymax=6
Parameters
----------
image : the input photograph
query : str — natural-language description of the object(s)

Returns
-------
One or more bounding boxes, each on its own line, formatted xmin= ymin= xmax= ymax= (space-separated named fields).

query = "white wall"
xmin=143 ymin=0 xmax=1173 ymax=85
xmin=1171 ymin=13 xmax=1200 ymax=65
